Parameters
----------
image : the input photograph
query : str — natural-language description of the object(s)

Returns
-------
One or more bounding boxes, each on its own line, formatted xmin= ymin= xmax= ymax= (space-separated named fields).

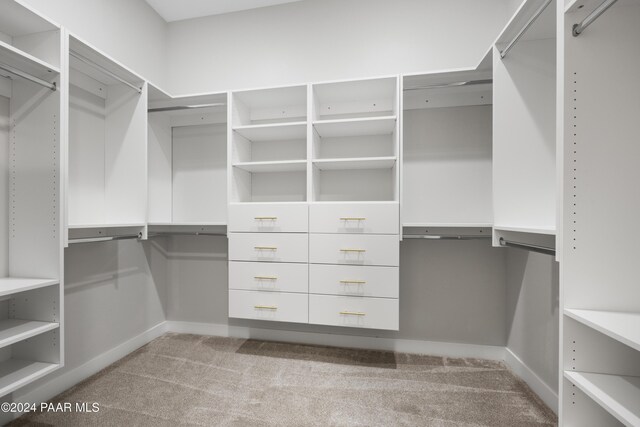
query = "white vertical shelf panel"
xmin=147 ymin=112 xmax=173 ymax=223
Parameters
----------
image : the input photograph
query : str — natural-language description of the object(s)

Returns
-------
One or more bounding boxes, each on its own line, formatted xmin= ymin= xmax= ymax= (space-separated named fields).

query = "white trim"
xmin=504 ymin=347 xmax=558 ymax=414
xmin=14 ymin=322 xmax=168 ymax=408
xmin=165 ymin=321 xmax=506 ymax=360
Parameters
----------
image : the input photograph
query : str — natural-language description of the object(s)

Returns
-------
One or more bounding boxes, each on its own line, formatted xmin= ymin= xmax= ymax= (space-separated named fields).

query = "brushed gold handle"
xmin=255 ymin=216 xmax=277 ymax=220
xmin=340 ymin=280 xmax=366 ymax=284
xmin=254 ymin=276 xmax=277 ymax=280
xmin=340 ymin=311 xmax=366 ymax=316
xmin=340 ymin=248 xmax=366 ymax=253
xmin=255 ymin=246 xmax=277 ymax=250
xmin=340 ymin=217 xmax=366 ymax=221
xmin=255 ymin=305 xmax=278 ymax=310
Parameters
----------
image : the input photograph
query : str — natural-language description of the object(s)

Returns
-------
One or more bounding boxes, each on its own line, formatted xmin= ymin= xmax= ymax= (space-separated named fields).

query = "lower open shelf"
xmin=0 ymin=359 xmax=60 ymax=397
xmin=565 ymin=371 xmax=640 ymax=426
xmin=0 ymin=278 xmax=59 ymax=298
xmin=0 ymin=320 xmax=59 ymax=349
xmin=565 ymin=309 xmax=640 ymax=352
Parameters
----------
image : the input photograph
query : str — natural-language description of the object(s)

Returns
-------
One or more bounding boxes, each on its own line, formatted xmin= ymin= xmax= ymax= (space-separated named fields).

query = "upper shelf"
xmin=495 ymin=0 xmax=557 ymax=49
xmin=0 ymin=39 xmax=59 ymax=80
xmin=313 ymin=157 xmax=396 ymax=171
xmin=233 ymin=160 xmax=307 ymax=173
xmin=494 ymin=225 xmax=556 ymax=235
xmin=234 ymin=122 xmax=306 ymax=142
xmin=313 ymin=116 xmax=396 ymax=138
xmin=565 ymin=309 xmax=640 ymax=352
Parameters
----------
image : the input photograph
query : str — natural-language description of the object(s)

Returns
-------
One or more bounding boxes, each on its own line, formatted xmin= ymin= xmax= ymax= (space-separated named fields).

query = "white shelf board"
xmin=68 ymin=223 xmax=146 ymax=229
xmin=233 ymin=122 xmax=306 ymax=142
xmin=313 ymin=116 xmax=396 ymax=138
xmin=403 ymin=223 xmax=493 ymax=228
xmin=0 ymin=278 xmax=58 ymax=298
xmin=0 ymin=360 xmax=59 ymax=397
xmin=148 ymin=222 xmax=226 ymax=226
xmin=495 ymin=0 xmax=556 ymax=47
xmin=232 ymin=160 xmax=307 ymax=173
xmin=494 ymin=225 xmax=556 ymax=235
xmin=313 ymin=157 xmax=396 ymax=171
xmin=0 ymin=320 xmax=59 ymax=349
xmin=0 ymin=39 xmax=60 ymax=80
xmin=565 ymin=371 xmax=640 ymax=426
xmin=565 ymin=309 xmax=640 ymax=352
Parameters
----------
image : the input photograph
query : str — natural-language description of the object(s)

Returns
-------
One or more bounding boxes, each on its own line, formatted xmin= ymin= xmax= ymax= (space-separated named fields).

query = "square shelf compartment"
xmin=231 ymin=85 xmax=307 ymax=126
xmin=232 ymin=121 xmax=307 ymax=163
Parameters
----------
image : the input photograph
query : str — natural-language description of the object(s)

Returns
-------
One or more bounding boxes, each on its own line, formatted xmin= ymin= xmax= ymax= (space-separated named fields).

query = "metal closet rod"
xmin=403 ymin=234 xmax=491 ymax=240
xmin=0 ymin=62 xmax=56 ymax=91
xmin=499 ymin=237 xmax=555 ymax=256
xmin=572 ymin=0 xmax=618 ymax=36
xmin=403 ymin=79 xmax=492 ymax=91
xmin=70 ymin=51 xmax=142 ymax=94
xmin=500 ymin=0 xmax=553 ymax=59
xmin=68 ymin=232 xmax=142 ymax=245
xmin=148 ymin=104 xmax=226 ymax=113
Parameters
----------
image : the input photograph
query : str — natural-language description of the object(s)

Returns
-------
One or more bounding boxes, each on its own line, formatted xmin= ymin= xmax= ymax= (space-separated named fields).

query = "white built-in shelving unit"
xmin=147 ymin=85 xmax=227 ymax=233
xmin=0 ymin=0 xmax=63 ymax=397
xmin=67 ymin=34 xmax=147 ymax=241
xmin=493 ymin=0 xmax=558 ymax=252
xmin=561 ymin=0 xmax=640 ymax=425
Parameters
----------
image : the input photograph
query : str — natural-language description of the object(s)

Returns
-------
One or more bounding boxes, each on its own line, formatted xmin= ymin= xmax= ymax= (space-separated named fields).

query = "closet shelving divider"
xmin=492 ymin=0 xmax=558 ymax=254
xmin=561 ymin=0 xmax=640 ymax=425
xmin=66 ymin=34 xmax=148 ymax=244
xmin=147 ymin=84 xmax=227 ymax=235
xmin=0 ymin=0 xmax=64 ymax=397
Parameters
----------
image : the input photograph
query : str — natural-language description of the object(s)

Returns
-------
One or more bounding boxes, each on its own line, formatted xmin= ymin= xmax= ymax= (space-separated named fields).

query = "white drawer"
xmin=309 ymin=203 xmax=399 ymax=234
xmin=229 ymin=233 xmax=308 ymax=263
xmin=228 ymin=203 xmax=308 ymax=232
xmin=309 ymin=234 xmax=399 ymax=266
xmin=309 ymin=264 xmax=398 ymax=298
xmin=309 ymin=294 xmax=398 ymax=330
xmin=229 ymin=261 xmax=308 ymax=293
xmin=229 ymin=290 xmax=308 ymax=323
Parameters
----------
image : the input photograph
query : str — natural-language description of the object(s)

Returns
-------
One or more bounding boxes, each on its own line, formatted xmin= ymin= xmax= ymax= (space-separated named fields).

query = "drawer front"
xmin=309 ymin=294 xmax=398 ymax=330
xmin=309 ymin=234 xmax=399 ymax=266
xmin=309 ymin=264 xmax=398 ymax=298
xmin=229 ymin=290 xmax=308 ymax=323
xmin=229 ymin=262 xmax=308 ymax=293
xmin=309 ymin=203 xmax=399 ymax=234
xmin=229 ymin=233 xmax=308 ymax=263
xmin=228 ymin=203 xmax=308 ymax=232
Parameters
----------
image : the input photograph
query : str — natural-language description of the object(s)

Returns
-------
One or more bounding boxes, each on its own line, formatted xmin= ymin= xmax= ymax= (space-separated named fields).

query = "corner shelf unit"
xmin=0 ymin=0 xmax=63 ymax=397
xmin=67 ymin=34 xmax=147 ymax=240
xmin=148 ymin=85 xmax=227 ymax=226
xmin=561 ymin=1 xmax=640 ymax=425
xmin=492 ymin=0 xmax=558 ymax=250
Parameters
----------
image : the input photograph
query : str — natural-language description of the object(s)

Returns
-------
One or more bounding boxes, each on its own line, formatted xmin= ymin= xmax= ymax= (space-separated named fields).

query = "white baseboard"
xmin=15 ymin=322 xmax=168 ymax=408
xmin=165 ymin=321 xmax=506 ymax=360
xmin=504 ymin=347 xmax=558 ymax=414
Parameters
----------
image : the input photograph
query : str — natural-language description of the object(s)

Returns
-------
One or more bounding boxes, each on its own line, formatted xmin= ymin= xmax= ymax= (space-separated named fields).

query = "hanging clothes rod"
xmin=0 ymin=62 xmax=56 ymax=91
xmin=70 ymin=51 xmax=142 ymax=94
xmin=572 ymin=0 xmax=618 ymax=36
xmin=500 ymin=0 xmax=553 ymax=59
xmin=69 ymin=232 xmax=142 ymax=245
xmin=403 ymin=79 xmax=492 ymax=91
xmin=499 ymin=237 xmax=555 ymax=256
xmin=403 ymin=235 xmax=491 ymax=240
xmin=148 ymin=104 xmax=226 ymax=113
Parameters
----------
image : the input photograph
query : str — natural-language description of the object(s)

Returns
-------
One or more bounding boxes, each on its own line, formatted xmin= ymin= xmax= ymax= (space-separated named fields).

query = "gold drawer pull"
xmin=340 ymin=280 xmax=366 ymax=284
xmin=255 ymin=246 xmax=277 ymax=250
xmin=254 ymin=276 xmax=277 ymax=280
xmin=340 ymin=248 xmax=366 ymax=253
xmin=340 ymin=217 xmax=366 ymax=221
xmin=340 ymin=311 xmax=366 ymax=316
xmin=255 ymin=305 xmax=277 ymax=310
xmin=255 ymin=216 xmax=277 ymax=220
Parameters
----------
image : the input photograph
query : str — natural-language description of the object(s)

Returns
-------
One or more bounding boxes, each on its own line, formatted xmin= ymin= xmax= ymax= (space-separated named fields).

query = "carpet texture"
xmin=11 ymin=333 xmax=557 ymax=426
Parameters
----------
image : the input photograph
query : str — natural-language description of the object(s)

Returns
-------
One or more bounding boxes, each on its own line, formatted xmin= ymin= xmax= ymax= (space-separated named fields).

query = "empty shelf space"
xmin=0 ymin=360 xmax=59 ymax=397
xmin=565 ymin=371 xmax=640 ymax=427
xmin=494 ymin=225 xmax=556 ymax=235
xmin=0 ymin=320 xmax=59 ymax=349
xmin=313 ymin=157 xmax=396 ymax=171
xmin=313 ymin=116 xmax=397 ymax=138
xmin=233 ymin=122 xmax=306 ymax=141
xmin=68 ymin=223 xmax=146 ymax=229
xmin=233 ymin=160 xmax=307 ymax=173
xmin=0 ymin=39 xmax=60 ymax=79
xmin=0 ymin=278 xmax=58 ymax=298
xmin=565 ymin=309 xmax=640 ymax=352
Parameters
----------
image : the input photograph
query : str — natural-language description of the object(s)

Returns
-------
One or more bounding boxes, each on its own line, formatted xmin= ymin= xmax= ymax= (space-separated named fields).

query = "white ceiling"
xmin=146 ymin=0 xmax=306 ymax=22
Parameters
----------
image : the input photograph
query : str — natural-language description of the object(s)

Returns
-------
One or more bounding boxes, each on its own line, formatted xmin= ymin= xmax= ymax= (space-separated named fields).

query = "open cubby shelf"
xmin=0 ymin=278 xmax=58 ymax=298
xmin=233 ymin=121 xmax=306 ymax=141
xmin=565 ymin=309 xmax=640 ymax=352
xmin=233 ymin=160 xmax=307 ymax=173
xmin=313 ymin=116 xmax=396 ymax=138
xmin=313 ymin=157 xmax=396 ymax=171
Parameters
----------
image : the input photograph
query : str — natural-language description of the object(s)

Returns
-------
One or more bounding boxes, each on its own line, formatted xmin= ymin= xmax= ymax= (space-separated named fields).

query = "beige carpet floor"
xmin=11 ymin=333 xmax=556 ymax=426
